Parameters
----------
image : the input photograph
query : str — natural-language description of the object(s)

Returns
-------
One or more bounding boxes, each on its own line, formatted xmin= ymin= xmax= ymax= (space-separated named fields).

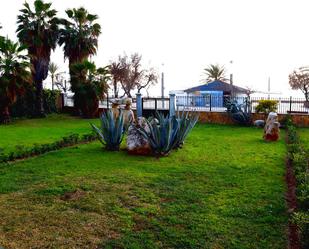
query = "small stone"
xmin=263 ymin=112 xmax=280 ymax=141
xmin=254 ymin=119 xmax=265 ymax=128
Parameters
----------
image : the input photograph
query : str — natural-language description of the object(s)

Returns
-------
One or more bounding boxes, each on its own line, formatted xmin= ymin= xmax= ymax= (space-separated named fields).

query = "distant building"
xmin=184 ymin=80 xmax=248 ymax=96
xmin=172 ymin=80 xmax=248 ymax=108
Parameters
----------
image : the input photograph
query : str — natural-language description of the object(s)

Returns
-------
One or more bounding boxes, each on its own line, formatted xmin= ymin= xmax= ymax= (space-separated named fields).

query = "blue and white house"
xmin=172 ymin=80 xmax=248 ymax=109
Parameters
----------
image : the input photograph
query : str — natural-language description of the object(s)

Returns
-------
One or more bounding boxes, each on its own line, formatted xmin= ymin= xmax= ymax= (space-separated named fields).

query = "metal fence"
xmin=175 ymin=95 xmax=309 ymax=114
xmin=63 ymin=95 xmax=309 ymax=115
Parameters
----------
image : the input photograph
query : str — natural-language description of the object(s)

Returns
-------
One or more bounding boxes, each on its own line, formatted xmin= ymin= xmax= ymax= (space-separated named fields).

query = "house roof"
xmin=185 ymin=80 xmax=248 ymax=94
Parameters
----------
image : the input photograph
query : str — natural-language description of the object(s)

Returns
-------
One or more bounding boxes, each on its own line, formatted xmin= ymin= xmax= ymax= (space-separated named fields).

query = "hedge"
xmin=287 ymin=124 xmax=309 ymax=248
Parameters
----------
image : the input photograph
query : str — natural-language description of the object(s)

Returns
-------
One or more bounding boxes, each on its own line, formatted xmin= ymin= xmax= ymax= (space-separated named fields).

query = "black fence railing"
xmin=63 ymin=95 xmax=309 ymax=115
xmin=176 ymin=95 xmax=309 ymax=114
xmin=141 ymin=97 xmax=170 ymax=111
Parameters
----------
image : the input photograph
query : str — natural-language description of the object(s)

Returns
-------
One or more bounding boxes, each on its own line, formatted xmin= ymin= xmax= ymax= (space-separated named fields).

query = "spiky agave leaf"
xmin=90 ymin=110 xmax=124 ymax=151
xmin=137 ymin=112 xmax=179 ymax=156
xmin=171 ymin=111 xmax=199 ymax=149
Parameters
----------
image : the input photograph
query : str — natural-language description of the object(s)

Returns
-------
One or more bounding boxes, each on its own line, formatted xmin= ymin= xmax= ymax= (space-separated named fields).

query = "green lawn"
xmin=0 ymin=123 xmax=288 ymax=249
xmin=0 ymin=114 xmax=98 ymax=154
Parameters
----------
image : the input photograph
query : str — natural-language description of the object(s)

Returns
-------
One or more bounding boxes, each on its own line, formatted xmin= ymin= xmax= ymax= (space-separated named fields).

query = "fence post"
xmin=106 ymin=92 xmax=109 ymax=110
xmin=289 ymin=96 xmax=292 ymax=113
xmin=61 ymin=93 xmax=65 ymax=110
xmin=169 ymin=93 xmax=176 ymax=117
xmin=155 ymin=98 xmax=157 ymax=111
xmin=136 ymin=93 xmax=142 ymax=118
xmin=209 ymin=95 xmax=212 ymax=112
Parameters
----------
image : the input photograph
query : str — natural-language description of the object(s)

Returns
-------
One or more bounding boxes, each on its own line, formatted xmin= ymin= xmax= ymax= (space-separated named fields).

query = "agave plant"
xmin=172 ymin=111 xmax=199 ymax=149
xmin=91 ymin=110 xmax=124 ymax=151
xmin=226 ymin=99 xmax=251 ymax=126
xmin=138 ymin=112 xmax=179 ymax=156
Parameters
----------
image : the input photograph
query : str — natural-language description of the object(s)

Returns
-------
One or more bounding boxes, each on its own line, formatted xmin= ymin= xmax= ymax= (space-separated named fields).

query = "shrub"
xmin=43 ymin=89 xmax=61 ymax=113
xmin=255 ymin=100 xmax=278 ymax=114
xmin=293 ymin=212 xmax=309 ymax=248
xmin=91 ymin=110 xmax=124 ymax=151
xmin=11 ymin=88 xmax=61 ymax=117
xmin=0 ymin=132 xmax=96 ymax=163
xmin=287 ymin=124 xmax=309 ymax=248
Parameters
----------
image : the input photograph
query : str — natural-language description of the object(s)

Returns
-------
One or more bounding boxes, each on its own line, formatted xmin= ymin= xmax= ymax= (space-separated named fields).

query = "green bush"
xmin=0 ymin=132 xmax=96 ymax=163
xmin=255 ymin=100 xmax=278 ymax=113
xmin=10 ymin=87 xmax=61 ymax=118
xmin=43 ymin=89 xmax=61 ymax=113
xmin=293 ymin=212 xmax=309 ymax=247
xmin=287 ymin=124 xmax=309 ymax=248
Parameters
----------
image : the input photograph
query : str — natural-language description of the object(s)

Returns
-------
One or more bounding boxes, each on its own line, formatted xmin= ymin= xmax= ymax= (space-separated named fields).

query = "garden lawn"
xmin=0 ymin=124 xmax=288 ymax=249
xmin=0 ymin=114 xmax=98 ymax=154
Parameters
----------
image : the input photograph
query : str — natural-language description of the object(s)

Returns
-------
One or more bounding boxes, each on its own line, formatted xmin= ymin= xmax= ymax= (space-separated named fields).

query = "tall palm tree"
xmin=0 ymin=38 xmax=31 ymax=123
xmin=59 ymin=7 xmax=101 ymax=116
xmin=48 ymin=62 xmax=60 ymax=90
xmin=203 ymin=64 xmax=227 ymax=83
xmin=59 ymin=7 xmax=101 ymax=69
xmin=16 ymin=0 xmax=60 ymax=117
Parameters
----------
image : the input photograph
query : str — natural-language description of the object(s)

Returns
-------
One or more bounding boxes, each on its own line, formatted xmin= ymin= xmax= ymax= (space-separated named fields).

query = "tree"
xmin=17 ymin=0 xmax=60 ymax=117
xmin=109 ymin=61 xmax=127 ymax=98
xmin=70 ymin=60 xmax=109 ymax=117
xmin=59 ymin=7 xmax=101 ymax=68
xmin=136 ymin=67 xmax=158 ymax=93
xmin=289 ymin=67 xmax=309 ymax=102
xmin=59 ymin=7 xmax=101 ymax=114
xmin=113 ymin=53 xmax=158 ymax=97
xmin=203 ymin=64 xmax=227 ymax=83
xmin=0 ymin=38 xmax=31 ymax=123
xmin=119 ymin=53 xmax=142 ymax=98
xmin=48 ymin=62 xmax=60 ymax=90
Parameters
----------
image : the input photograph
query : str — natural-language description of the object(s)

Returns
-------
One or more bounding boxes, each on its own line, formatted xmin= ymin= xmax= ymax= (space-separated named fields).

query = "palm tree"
xmin=0 ymin=38 xmax=31 ymax=123
xmin=203 ymin=64 xmax=227 ymax=83
xmin=16 ymin=0 xmax=60 ymax=117
xmin=59 ymin=7 xmax=101 ymax=69
xmin=70 ymin=60 xmax=109 ymax=118
xmin=48 ymin=62 xmax=60 ymax=90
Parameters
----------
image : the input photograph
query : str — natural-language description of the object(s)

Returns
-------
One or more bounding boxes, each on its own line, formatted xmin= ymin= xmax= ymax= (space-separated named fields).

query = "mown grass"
xmin=0 ymin=114 xmax=98 ymax=154
xmin=0 ymin=123 xmax=287 ymax=249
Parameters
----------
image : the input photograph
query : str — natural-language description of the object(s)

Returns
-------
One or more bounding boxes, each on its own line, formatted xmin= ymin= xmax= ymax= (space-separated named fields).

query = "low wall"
xmin=61 ymin=106 xmax=309 ymax=127
xmin=198 ymin=111 xmax=309 ymax=127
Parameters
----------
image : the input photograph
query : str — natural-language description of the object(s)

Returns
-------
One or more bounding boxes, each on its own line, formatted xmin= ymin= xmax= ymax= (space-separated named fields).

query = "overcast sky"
xmin=1 ymin=0 xmax=309 ymax=97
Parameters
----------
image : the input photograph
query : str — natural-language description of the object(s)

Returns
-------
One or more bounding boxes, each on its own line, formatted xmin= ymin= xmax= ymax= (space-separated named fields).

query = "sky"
xmin=1 ymin=0 xmax=309 ymax=97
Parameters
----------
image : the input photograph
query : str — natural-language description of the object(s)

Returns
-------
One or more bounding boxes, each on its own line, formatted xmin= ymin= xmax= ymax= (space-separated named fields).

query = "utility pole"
xmin=161 ymin=63 xmax=165 ymax=108
xmin=267 ymin=77 xmax=270 ymax=99
xmin=230 ymin=60 xmax=234 ymax=98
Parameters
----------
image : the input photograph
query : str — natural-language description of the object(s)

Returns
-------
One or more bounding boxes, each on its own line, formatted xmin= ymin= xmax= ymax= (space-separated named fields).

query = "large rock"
xmin=127 ymin=117 xmax=152 ymax=155
xmin=263 ymin=112 xmax=280 ymax=141
xmin=254 ymin=119 xmax=265 ymax=128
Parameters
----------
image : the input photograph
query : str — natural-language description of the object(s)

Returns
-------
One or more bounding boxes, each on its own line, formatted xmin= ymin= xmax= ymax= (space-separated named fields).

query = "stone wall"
xmin=62 ymin=106 xmax=309 ymax=127
xmin=198 ymin=111 xmax=309 ymax=127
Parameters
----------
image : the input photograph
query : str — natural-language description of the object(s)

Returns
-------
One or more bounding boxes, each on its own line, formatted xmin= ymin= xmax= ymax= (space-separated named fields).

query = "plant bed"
xmin=286 ymin=124 xmax=309 ymax=249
